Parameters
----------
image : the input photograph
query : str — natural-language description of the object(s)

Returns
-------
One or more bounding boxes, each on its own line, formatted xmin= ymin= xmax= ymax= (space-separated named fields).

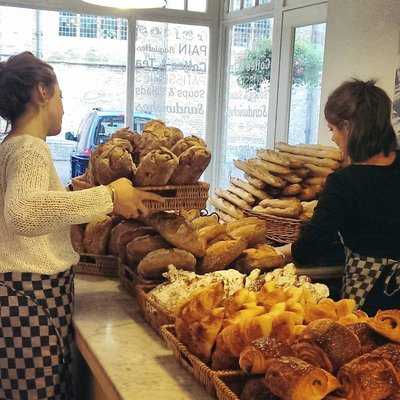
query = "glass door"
xmin=275 ymin=3 xmax=327 ymax=145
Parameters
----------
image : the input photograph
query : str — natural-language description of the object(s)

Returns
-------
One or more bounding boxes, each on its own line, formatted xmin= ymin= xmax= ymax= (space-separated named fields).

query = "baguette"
xmin=256 ymin=149 xmax=291 ymax=167
xmin=227 ymin=185 xmax=256 ymax=204
xmin=217 ymin=210 xmax=237 ymax=223
xmin=259 ymin=198 xmax=301 ymax=209
xmin=305 ymin=163 xmax=334 ymax=177
xmin=294 ymin=167 xmax=311 ymax=178
xmin=231 ymin=178 xmax=271 ymax=200
xmin=234 ymin=160 xmax=285 ymax=188
xmin=299 ymin=185 xmax=319 ymax=201
xmin=209 ymin=196 xmax=244 ymax=219
xmin=215 ymin=189 xmax=250 ymax=210
xmin=252 ymin=205 xmax=302 ymax=218
xmin=198 ymin=224 xmax=226 ymax=245
xmin=276 ymin=142 xmax=342 ymax=161
xmin=244 ymin=174 xmax=266 ymax=189
xmin=279 ymin=152 xmax=341 ymax=169
xmin=192 ymin=215 xmax=219 ymax=230
xmin=282 ymin=183 xmax=302 ymax=196
xmin=305 ymin=176 xmax=326 ymax=186
xmin=282 ymin=173 xmax=303 ymax=184
xmin=226 ymin=217 xmax=265 ymax=233
xmin=251 ymin=157 xmax=291 ymax=175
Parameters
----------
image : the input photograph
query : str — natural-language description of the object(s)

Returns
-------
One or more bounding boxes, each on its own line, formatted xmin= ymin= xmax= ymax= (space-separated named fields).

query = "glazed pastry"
xmin=240 ymin=378 xmax=277 ymax=400
xmin=337 ymin=353 xmax=400 ymax=400
xmin=137 ymin=248 xmax=196 ymax=279
xmin=169 ymin=145 xmax=211 ymax=184
xmin=134 ymin=148 xmax=178 ymax=186
xmin=83 ymin=216 xmax=113 ymax=255
xmin=368 ymin=309 xmax=400 ymax=343
xmin=346 ymin=322 xmax=387 ymax=354
xmin=371 ymin=343 xmax=400 ymax=373
xmin=239 ymin=336 xmax=294 ymax=374
xmin=145 ymin=212 xmax=206 ymax=257
xmin=293 ymin=318 xmax=361 ymax=373
xmin=264 ymin=357 xmax=340 ymax=400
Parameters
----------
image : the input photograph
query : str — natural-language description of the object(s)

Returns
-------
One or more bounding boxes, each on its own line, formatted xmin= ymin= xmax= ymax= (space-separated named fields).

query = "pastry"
xmin=134 ymin=148 xmax=178 ymax=186
xmin=239 ymin=336 xmax=294 ymax=374
xmin=337 ymin=353 xmax=400 ymax=400
xmin=231 ymin=178 xmax=271 ymax=200
xmin=264 ymin=357 xmax=340 ymax=400
xmin=240 ymin=378 xmax=277 ymax=400
xmin=137 ymin=248 xmax=196 ymax=279
xmin=83 ymin=216 xmax=113 ymax=255
xmin=126 ymin=234 xmax=170 ymax=265
xmin=198 ymin=239 xmax=247 ymax=273
xmin=368 ymin=309 xmax=400 ymax=343
xmin=169 ymin=145 xmax=211 ymax=184
xmin=145 ymin=212 xmax=206 ymax=257
xmin=209 ymin=196 xmax=244 ymax=219
xmin=371 ymin=343 xmax=400 ymax=373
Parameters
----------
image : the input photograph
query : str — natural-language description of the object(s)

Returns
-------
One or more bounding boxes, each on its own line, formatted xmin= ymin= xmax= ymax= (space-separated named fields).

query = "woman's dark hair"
xmin=0 ymin=51 xmax=56 ymax=126
xmin=324 ymin=78 xmax=397 ymax=162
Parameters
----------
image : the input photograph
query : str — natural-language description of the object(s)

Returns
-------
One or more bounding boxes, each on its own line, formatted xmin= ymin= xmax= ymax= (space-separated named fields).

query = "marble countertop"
xmin=74 ymin=275 xmax=212 ymax=400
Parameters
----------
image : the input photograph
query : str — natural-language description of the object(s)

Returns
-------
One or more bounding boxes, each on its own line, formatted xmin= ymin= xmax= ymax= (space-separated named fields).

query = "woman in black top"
xmin=278 ymin=79 xmax=400 ymax=315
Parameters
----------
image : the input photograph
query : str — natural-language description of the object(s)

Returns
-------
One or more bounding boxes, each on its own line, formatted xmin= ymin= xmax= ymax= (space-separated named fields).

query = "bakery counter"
xmin=73 ymin=274 xmax=212 ymax=400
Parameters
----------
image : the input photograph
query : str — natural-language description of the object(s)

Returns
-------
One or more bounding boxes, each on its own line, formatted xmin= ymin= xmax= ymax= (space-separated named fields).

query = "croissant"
xmin=293 ymin=318 xmax=361 ymax=373
xmin=335 ymin=298 xmax=357 ymax=318
xmin=304 ymin=298 xmax=338 ymax=323
xmin=271 ymin=311 xmax=299 ymax=342
xmin=257 ymin=283 xmax=287 ymax=310
xmin=239 ymin=336 xmax=294 ymax=374
xmin=368 ymin=309 xmax=400 ymax=343
xmin=264 ymin=357 xmax=340 ymax=400
xmin=240 ymin=313 xmax=274 ymax=344
xmin=371 ymin=343 xmax=400 ymax=373
xmin=346 ymin=322 xmax=387 ymax=354
xmin=224 ymin=288 xmax=258 ymax=319
xmin=211 ymin=331 xmax=239 ymax=370
xmin=218 ymin=323 xmax=247 ymax=358
xmin=337 ymin=353 xmax=400 ymax=400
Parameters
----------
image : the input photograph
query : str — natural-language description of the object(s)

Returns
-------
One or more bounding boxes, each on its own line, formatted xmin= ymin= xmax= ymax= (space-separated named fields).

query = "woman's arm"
xmin=4 ymin=145 xmax=114 ymax=237
xmin=289 ymin=172 xmax=349 ymax=266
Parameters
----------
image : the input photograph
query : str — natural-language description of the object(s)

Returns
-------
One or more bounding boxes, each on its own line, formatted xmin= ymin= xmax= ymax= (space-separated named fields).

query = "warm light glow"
xmin=83 ymin=0 xmax=166 ymax=9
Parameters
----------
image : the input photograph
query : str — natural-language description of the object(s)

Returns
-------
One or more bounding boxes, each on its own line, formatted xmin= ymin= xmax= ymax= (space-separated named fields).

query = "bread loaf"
xmin=108 ymin=220 xmax=142 ymax=256
xmin=138 ymin=248 xmax=196 ymax=279
xmin=71 ymin=224 xmax=85 ymax=254
xmin=226 ymin=217 xmax=263 ymax=233
xmin=134 ymin=148 xmax=178 ymax=186
xmin=217 ymin=210 xmax=237 ymax=223
xmin=282 ymin=173 xmax=303 ymax=184
xmin=238 ymin=244 xmax=284 ymax=273
xmin=171 ymin=135 xmax=206 ymax=157
xmin=126 ymin=234 xmax=170 ymax=265
xmin=198 ymin=224 xmax=226 ymax=245
xmin=111 ymin=127 xmax=140 ymax=150
xmin=278 ymin=152 xmax=341 ymax=169
xmin=143 ymin=119 xmax=165 ymax=132
xmin=191 ymin=215 xmax=219 ymax=230
xmin=83 ymin=216 xmax=113 ymax=255
xmin=304 ymin=163 xmax=334 ymax=177
xmin=145 ymin=212 xmax=206 ymax=257
xmin=169 ymin=145 xmax=211 ymax=184
xmin=229 ymin=224 xmax=267 ymax=247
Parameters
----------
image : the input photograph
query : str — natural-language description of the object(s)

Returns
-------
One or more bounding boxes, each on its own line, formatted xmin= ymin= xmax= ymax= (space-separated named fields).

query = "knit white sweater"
xmin=0 ymin=135 xmax=113 ymax=275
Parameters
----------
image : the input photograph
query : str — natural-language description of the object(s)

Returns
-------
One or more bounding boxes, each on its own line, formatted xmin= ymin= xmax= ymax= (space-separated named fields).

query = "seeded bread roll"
xmin=231 ymin=178 xmax=271 ymax=200
xmin=169 ymin=145 xmax=211 ymax=184
xmin=134 ymin=148 xmax=178 ymax=186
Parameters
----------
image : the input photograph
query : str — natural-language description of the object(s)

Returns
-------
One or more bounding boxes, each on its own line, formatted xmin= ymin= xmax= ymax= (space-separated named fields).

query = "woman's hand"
xmin=275 ymin=243 xmax=293 ymax=266
xmin=108 ymin=178 xmax=164 ymax=219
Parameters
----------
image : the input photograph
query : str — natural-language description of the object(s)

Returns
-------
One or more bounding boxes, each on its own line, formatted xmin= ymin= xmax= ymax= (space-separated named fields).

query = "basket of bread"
xmin=210 ymin=143 xmax=343 ymax=244
xmin=158 ymin=264 xmax=400 ymax=400
xmin=71 ymin=119 xmax=211 ymax=211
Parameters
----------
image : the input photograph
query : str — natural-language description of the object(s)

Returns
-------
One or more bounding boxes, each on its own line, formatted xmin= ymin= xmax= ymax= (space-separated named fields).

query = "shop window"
xmin=244 ymin=0 xmax=255 ymax=8
xmin=166 ymin=0 xmax=185 ymax=10
xmin=229 ymin=0 xmax=271 ymax=12
xmin=59 ymin=12 xmax=77 ymax=37
xmin=287 ymin=23 xmax=326 ymax=144
xmin=80 ymin=14 xmax=97 ymax=38
xmin=120 ymin=19 xmax=128 ymax=40
xmin=133 ymin=20 xmax=209 ymax=139
xmin=188 ymin=0 xmax=207 ymax=12
xmin=100 ymin=16 xmax=118 ymax=39
xmin=233 ymin=23 xmax=251 ymax=47
xmin=219 ymin=17 xmax=273 ymax=188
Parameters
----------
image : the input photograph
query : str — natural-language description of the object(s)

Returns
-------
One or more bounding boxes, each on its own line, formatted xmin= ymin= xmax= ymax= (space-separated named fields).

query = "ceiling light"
xmin=82 ymin=0 xmax=167 ymax=9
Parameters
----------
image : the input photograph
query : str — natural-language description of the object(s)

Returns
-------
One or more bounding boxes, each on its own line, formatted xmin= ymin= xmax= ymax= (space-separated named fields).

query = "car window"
xmin=93 ymin=115 xmax=125 ymax=145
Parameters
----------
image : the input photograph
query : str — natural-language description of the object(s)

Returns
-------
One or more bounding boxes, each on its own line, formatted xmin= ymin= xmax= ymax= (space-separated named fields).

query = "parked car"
xmin=66 ymin=108 xmax=154 ymax=178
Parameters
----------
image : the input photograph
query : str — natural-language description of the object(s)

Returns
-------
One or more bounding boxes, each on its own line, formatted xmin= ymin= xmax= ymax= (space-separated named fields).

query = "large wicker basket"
xmin=160 ymin=325 xmax=241 ymax=396
xmin=213 ymin=373 xmax=252 ymax=400
xmin=118 ymin=263 xmax=157 ymax=295
xmin=141 ymin=182 xmax=209 ymax=212
xmin=135 ymin=285 xmax=175 ymax=336
xmin=244 ymin=209 xmax=304 ymax=244
xmin=74 ymin=254 xmax=120 ymax=277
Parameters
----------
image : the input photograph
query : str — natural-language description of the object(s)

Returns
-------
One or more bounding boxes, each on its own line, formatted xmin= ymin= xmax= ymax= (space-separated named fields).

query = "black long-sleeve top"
xmin=292 ymin=151 xmax=400 ymax=265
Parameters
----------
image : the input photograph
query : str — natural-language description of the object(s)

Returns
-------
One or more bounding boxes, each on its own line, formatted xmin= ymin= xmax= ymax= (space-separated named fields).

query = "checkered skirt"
xmin=343 ymin=249 xmax=400 ymax=307
xmin=0 ymin=268 xmax=74 ymax=400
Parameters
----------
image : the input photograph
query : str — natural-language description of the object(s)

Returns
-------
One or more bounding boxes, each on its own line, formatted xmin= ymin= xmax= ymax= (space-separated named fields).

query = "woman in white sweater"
xmin=0 ymin=52 xmax=161 ymax=400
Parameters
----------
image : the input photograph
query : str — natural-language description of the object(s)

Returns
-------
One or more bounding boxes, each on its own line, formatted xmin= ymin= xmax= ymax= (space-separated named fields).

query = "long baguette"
xmin=283 ymin=173 xmax=303 ymax=184
xmin=305 ymin=176 xmax=326 ymax=186
xmin=249 ymin=158 xmax=291 ymax=176
xmin=227 ymin=185 xmax=256 ymax=204
xmin=256 ymin=149 xmax=291 ymax=167
xmin=215 ymin=189 xmax=250 ymax=210
xmin=244 ymin=174 xmax=266 ymax=189
xmin=209 ymin=196 xmax=244 ymax=219
xmin=304 ymin=163 xmax=334 ymax=177
xmin=231 ymin=177 xmax=272 ymax=200
xmin=259 ymin=198 xmax=301 ymax=209
xmin=252 ymin=205 xmax=302 ymax=218
xmin=217 ymin=210 xmax=236 ymax=223
xmin=279 ymin=152 xmax=341 ymax=169
xmin=234 ymin=160 xmax=285 ymax=188
xmin=276 ymin=142 xmax=342 ymax=162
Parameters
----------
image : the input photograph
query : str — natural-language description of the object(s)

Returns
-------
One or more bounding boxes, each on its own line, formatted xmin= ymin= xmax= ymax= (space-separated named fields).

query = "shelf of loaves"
xmin=210 ymin=142 xmax=343 ymax=222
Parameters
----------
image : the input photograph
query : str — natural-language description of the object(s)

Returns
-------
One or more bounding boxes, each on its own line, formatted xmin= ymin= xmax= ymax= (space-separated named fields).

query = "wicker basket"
xmin=135 ymin=285 xmax=175 ymax=336
xmin=119 ymin=263 xmax=157 ymax=295
xmin=74 ymin=254 xmax=119 ymax=277
xmin=244 ymin=209 xmax=304 ymax=244
xmin=160 ymin=325 xmax=241 ymax=396
xmin=214 ymin=373 xmax=252 ymax=400
xmin=140 ymin=182 xmax=209 ymax=212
